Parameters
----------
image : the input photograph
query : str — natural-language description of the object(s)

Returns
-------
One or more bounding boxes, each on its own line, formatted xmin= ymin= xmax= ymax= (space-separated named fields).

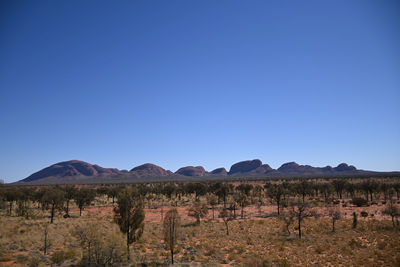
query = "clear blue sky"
xmin=1 ymin=0 xmax=399 ymax=183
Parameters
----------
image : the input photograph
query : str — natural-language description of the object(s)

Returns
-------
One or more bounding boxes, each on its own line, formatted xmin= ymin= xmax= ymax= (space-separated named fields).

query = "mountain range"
xmin=15 ymin=159 xmax=392 ymax=184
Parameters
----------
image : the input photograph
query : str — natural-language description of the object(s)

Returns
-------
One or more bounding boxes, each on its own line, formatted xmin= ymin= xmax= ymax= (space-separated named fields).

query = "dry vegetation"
xmin=1 ymin=178 xmax=400 ymax=266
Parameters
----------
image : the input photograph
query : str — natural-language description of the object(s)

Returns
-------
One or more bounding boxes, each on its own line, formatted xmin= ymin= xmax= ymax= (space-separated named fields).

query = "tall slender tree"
xmin=163 ymin=208 xmax=180 ymax=265
xmin=42 ymin=188 xmax=65 ymax=223
xmin=113 ymin=188 xmax=145 ymax=260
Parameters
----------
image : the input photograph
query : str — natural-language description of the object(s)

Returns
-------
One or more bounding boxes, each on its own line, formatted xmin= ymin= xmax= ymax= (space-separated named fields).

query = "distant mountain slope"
xmin=18 ymin=158 xmax=390 ymax=184
xmin=175 ymin=166 xmax=208 ymax=177
xmin=130 ymin=163 xmax=172 ymax=177
xmin=210 ymin=168 xmax=228 ymax=176
xmin=21 ymin=160 xmax=121 ymax=182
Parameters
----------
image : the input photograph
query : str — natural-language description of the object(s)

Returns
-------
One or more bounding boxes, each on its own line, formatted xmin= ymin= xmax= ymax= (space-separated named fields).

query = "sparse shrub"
xmin=244 ymin=257 xmax=270 ymax=267
xmin=352 ymin=212 xmax=358 ymax=229
xmin=219 ymin=208 xmax=234 ymax=235
xmin=351 ymin=197 xmax=368 ymax=207
xmin=74 ymin=224 xmax=126 ymax=266
xmin=315 ymin=245 xmax=323 ymax=254
xmin=382 ymin=199 xmax=400 ymax=228
xmin=0 ymin=255 xmax=14 ymax=262
xmin=378 ymin=241 xmax=386 ymax=250
xmin=279 ymin=212 xmax=295 ymax=234
xmin=188 ymin=201 xmax=208 ymax=225
xmin=51 ymin=251 xmax=66 ymax=265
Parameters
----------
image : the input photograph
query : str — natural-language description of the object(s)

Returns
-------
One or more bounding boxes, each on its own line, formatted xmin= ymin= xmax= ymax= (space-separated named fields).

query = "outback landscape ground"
xmin=1 ymin=178 xmax=400 ymax=266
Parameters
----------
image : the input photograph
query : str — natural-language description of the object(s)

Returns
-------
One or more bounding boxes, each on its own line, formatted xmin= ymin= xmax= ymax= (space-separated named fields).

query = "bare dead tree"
xmin=289 ymin=199 xmax=315 ymax=238
xmin=383 ymin=197 xmax=400 ymax=228
xmin=219 ymin=208 xmax=234 ymax=235
xmin=328 ymin=207 xmax=342 ymax=232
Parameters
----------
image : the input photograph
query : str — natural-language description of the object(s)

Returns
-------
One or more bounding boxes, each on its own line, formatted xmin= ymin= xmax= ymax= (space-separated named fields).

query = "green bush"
xmin=360 ymin=211 xmax=368 ymax=217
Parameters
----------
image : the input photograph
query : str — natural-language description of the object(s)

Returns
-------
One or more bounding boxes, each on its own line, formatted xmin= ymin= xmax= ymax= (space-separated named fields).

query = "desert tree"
xmin=252 ymin=185 xmax=264 ymax=200
xmin=96 ymin=186 xmax=109 ymax=198
xmin=107 ymin=187 xmax=120 ymax=204
xmin=186 ymin=182 xmax=207 ymax=201
xmin=393 ymin=183 xmax=400 ymax=200
xmin=309 ymin=182 xmax=318 ymax=198
xmin=383 ymin=197 xmax=400 ymax=228
xmin=15 ymin=187 xmax=33 ymax=218
xmin=320 ymin=183 xmax=333 ymax=201
xmin=4 ymin=188 xmax=17 ymax=215
xmin=42 ymin=187 xmax=65 ymax=223
xmin=331 ymin=180 xmax=347 ymax=199
xmin=345 ymin=182 xmax=356 ymax=199
xmin=289 ymin=199 xmax=315 ymax=238
xmin=328 ymin=207 xmax=341 ymax=232
xmin=74 ymin=188 xmax=96 ymax=216
xmin=63 ymin=185 xmax=76 ymax=217
xmin=267 ymin=184 xmax=285 ymax=215
xmin=206 ymin=193 xmax=218 ymax=220
xmin=379 ymin=183 xmax=391 ymax=202
xmin=296 ymin=180 xmax=312 ymax=203
xmin=163 ymin=183 xmax=177 ymax=200
xmin=188 ymin=201 xmax=208 ymax=225
xmin=163 ymin=208 xmax=181 ymax=265
xmin=114 ymin=188 xmax=145 ymax=260
xmin=234 ymin=192 xmax=249 ymax=219
xmin=33 ymin=188 xmax=47 ymax=209
xmin=0 ymin=189 xmax=4 ymax=210
xmin=360 ymin=180 xmax=378 ymax=201
xmin=228 ymin=196 xmax=238 ymax=219
xmin=43 ymin=223 xmax=49 ymax=255
xmin=279 ymin=211 xmax=295 ymax=235
xmin=219 ymin=207 xmax=234 ymax=235
xmin=236 ymin=183 xmax=253 ymax=197
xmin=213 ymin=183 xmax=231 ymax=208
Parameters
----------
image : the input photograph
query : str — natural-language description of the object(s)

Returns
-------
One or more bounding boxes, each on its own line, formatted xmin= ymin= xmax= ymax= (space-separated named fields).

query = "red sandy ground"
xmin=73 ymin=202 xmax=390 ymax=223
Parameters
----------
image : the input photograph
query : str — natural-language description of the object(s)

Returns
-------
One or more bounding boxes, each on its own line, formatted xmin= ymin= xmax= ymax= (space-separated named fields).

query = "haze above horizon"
xmin=1 ymin=0 xmax=399 ymax=183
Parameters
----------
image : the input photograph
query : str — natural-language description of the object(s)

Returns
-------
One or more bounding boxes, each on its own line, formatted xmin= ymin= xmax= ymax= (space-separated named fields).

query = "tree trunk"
xmin=66 ymin=200 xmax=70 ymax=216
xmin=79 ymin=206 xmax=82 ymax=216
xmin=171 ymin=248 xmax=174 ymax=264
xmin=50 ymin=204 xmax=55 ymax=224
xmin=332 ymin=219 xmax=335 ymax=232
xmin=88 ymin=242 xmax=92 ymax=264
xmin=298 ymin=217 xmax=302 ymax=238
xmin=225 ymin=221 xmax=229 ymax=235
xmin=277 ymin=200 xmax=280 ymax=215
xmin=44 ymin=226 xmax=48 ymax=255
xmin=9 ymin=202 xmax=13 ymax=215
xmin=127 ymin=228 xmax=130 ymax=260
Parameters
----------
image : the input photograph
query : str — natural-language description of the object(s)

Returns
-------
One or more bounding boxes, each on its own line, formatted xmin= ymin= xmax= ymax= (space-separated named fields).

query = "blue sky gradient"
xmin=1 ymin=0 xmax=399 ymax=182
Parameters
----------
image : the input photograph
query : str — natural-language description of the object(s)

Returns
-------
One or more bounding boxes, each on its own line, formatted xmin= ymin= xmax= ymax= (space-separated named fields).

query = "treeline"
xmin=1 ymin=179 xmax=399 ymax=221
xmin=1 ymin=178 xmax=400 ymax=265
